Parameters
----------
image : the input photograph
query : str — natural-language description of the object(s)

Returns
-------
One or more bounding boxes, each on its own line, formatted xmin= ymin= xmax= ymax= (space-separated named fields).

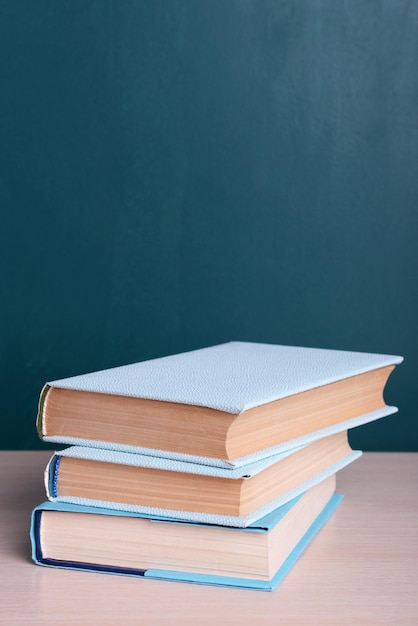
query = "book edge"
xmin=41 ymin=405 xmax=396 ymax=467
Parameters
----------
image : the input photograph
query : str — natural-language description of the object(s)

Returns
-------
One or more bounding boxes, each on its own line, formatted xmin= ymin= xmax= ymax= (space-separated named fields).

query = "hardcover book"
xmin=32 ymin=475 xmax=341 ymax=590
xmin=37 ymin=342 xmax=403 ymax=466
xmin=45 ymin=431 xmax=358 ymax=526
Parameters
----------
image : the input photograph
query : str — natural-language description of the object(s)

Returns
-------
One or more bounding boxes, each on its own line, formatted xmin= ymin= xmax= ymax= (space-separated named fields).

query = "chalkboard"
xmin=0 ymin=1 xmax=416 ymax=450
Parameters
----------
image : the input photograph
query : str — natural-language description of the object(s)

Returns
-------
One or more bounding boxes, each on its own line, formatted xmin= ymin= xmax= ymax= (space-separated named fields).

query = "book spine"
xmin=36 ymin=384 xmax=51 ymax=438
xmin=44 ymin=454 xmax=61 ymax=499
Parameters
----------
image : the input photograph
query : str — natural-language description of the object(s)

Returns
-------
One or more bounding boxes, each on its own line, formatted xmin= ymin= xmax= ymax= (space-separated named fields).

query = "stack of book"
xmin=31 ymin=342 xmax=402 ymax=590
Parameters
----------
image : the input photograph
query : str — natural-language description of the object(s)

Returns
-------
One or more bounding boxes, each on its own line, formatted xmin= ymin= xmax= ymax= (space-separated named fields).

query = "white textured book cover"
xmin=48 ymin=341 xmax=403 ymax=413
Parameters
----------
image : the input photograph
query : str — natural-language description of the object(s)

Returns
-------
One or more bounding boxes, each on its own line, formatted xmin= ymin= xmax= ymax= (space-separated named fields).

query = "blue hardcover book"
xmin=31 ymin=475 xmax=342 ymax=591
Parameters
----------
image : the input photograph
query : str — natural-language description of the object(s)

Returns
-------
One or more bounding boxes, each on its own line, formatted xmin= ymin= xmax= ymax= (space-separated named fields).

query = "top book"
xmin=37 ymin=341 xmax=403 ymax=465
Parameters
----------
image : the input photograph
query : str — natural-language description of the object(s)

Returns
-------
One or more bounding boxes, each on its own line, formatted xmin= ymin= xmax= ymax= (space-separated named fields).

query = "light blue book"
xmin=44 ymin=432 xmax=358 ymax=527
xmin=37 ymin=341 xmax=402 ymax=468
xmin=31 ymin=475 xmax=342 ymax=591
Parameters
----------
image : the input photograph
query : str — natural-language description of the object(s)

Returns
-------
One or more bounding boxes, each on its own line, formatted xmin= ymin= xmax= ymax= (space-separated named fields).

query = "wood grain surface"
xmin=1 ymin=451 xmax=417 ymax=625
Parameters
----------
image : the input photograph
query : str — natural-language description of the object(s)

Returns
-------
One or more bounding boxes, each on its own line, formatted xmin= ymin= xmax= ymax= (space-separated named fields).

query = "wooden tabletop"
xmin=1 ymin=451 xmax=417 ymax=625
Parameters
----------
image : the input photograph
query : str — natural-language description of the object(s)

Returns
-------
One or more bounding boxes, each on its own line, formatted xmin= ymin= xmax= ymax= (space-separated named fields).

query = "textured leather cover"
xmin=31 ymin=493 xmax=343 ymax=590
xmin=46 ymin=341 xmax=403 ymax=413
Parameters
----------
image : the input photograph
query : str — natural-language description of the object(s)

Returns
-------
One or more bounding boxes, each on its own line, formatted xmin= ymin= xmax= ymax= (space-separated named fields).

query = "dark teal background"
xmin=1 ymin=1 xmax=416 ymax=450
